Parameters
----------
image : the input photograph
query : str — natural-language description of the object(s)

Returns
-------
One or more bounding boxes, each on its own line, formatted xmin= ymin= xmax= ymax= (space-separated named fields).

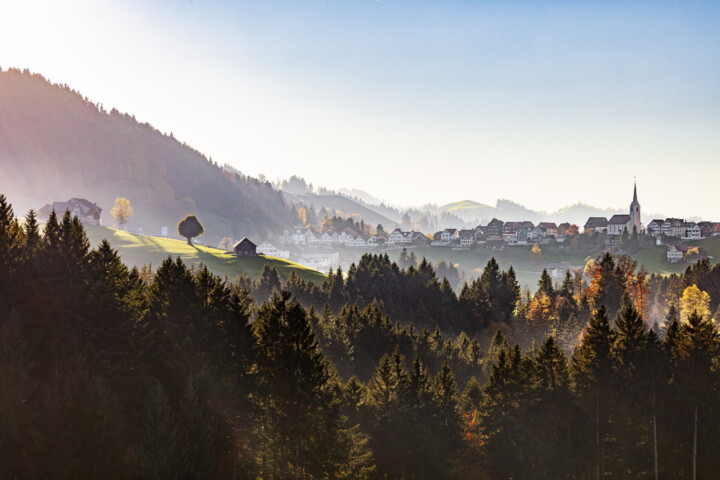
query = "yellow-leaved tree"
xmin=111 ymin=197 xmax=134 ymax=230
xmin=527 ymin=292 xmax=553 ymax=338
xmin=679 ymin=284 xmax=712 ymax=322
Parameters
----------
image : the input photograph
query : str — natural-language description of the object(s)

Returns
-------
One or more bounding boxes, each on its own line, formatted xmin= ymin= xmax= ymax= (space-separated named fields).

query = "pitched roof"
xmin=538 ymin=222 xmax=557 ymax=229
xmin=584 ymin=217 xmax=608 ymax=227
xmin=52 ymin=201 xmax=75 ymax=213
xmin=608 ymin=215 xmax=631 ymax=225
xmin=69 ymin=198 xmax=102 ymax=214
xmin=234 ymin=238 xmax=256 ymax=248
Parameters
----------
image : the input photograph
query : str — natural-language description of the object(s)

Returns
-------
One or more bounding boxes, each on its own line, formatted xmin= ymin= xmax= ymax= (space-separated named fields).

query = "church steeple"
xmin=629 ymin=179 xmax=642 ymax=233
xmin=632 ymin=180 xmax=638 ymax=206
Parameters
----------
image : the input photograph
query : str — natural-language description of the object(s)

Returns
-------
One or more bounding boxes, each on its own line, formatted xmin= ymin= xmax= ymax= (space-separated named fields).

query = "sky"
xmin=1 ymin=0 xmax=719 ymax=218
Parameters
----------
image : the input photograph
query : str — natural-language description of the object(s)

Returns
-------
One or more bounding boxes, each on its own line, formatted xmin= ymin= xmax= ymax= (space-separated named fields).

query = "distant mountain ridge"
xmin=0 ymin=68 xmax=297 ymax=243
xmin=278 ymin=171 xmax=667 ymax=231
xmin=281 ymin=192 xmax=399 ymax=229
xmin=427 ymin=200 xmax=663 ymax=228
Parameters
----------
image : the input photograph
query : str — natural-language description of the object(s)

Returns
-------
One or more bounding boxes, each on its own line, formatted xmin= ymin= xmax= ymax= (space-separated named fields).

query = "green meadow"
xmin=84 ymin=226 xmax=326 ymax=284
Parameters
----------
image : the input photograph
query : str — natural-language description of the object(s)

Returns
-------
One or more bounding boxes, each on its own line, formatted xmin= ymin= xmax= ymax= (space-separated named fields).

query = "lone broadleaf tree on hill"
xmin=178 ymin=215 xmax=204 ymax=245
xmin=111 ymin=197 xmax=134 ymax=230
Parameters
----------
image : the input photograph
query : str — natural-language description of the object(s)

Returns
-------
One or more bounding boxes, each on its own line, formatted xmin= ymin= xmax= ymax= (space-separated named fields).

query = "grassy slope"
xmin=85 ymin=226 xmax=326 ymax=284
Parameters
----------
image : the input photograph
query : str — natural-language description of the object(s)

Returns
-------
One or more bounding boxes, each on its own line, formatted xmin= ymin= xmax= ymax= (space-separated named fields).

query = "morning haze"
xmin=1 ymin=0 xmax=718 ymax=218
xmin=3 ymin=2 xmax=720 ymax=479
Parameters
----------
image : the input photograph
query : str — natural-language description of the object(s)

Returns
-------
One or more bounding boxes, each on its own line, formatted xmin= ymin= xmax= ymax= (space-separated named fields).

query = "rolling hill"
xmin=429 ymin=198 xmax=665 ymax=227
xmin=84 ymin=226 xmax=326 ymax=284
xmin=0 ymin=68 xmax=297 ymax=245
xmin=427 ymin=199 xmax=542 ymax=224
xmin=281 ymin=192 xmax=399 ymax=229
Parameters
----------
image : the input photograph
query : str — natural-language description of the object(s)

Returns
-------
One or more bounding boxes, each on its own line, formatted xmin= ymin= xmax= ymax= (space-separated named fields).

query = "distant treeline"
xmin=2 ymin=193 xmax=720 ymax=479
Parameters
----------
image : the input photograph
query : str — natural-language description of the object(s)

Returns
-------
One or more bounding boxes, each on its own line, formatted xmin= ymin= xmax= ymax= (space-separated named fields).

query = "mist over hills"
xmin=281 ymin=176 xmax=662 ymax=229
xmin=281 ymin=192 xmax=399 ymax=229
xmin=0 ymin=68 xmax=297 ymax=243
xmin=0 ymin=68 xmax=667 ymax=242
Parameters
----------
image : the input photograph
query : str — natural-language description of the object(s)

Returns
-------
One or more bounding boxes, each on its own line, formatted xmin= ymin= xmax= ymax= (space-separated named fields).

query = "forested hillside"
xmin=3 ymin=193 xmax=720 ymax=478
xmin=0 ymin=68 xmax=297 ymax=240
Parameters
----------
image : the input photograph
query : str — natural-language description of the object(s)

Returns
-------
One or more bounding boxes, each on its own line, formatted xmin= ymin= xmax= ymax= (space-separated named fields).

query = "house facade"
xmin=440 ymin=229 xmax=459 ymax=243
xmin=292 ymin=229 xmax=306 ymax=245
xmin=338 ymin=228 xmax=359 ymax=245
xmin=388 ymin=228 xmax=409 ymax=245
xmin=486 ymin=218 xmax=504 ymax=237
xmin=647 ymin=220 xmax=664 ymax=237
xmin=667 ymin=245 xmax=688 ymax=263
xmin=538 ymin=222 xmax=558 ymax=237
xmin=584 ymin=217 xmax=608 ymax=234
xmin=531 ymin=226 xmax=548 ymax=241
xmin=557 ymin=222 xmax=571 ymax=236
xmin=38 ymin=198 xmax=102 ymax=226
xmin=256 ymin=241 xmax=290 ymax=259
xmin=607 ymin=215 xmax=632 ymax=236
xmin=516 ymin=226 xmax=533 ymax=242
xmin=661 ymin=218 xmax=685 ymax=238
xmin=683 ymin=223 xmax=701 ymax=240
xmin=234 ymin=238 xmax=257 ymax=256
xmin=278 ymin=230 xmax=294 ymax=244
xmin=459 ymin=230 xmax=475 ymax=247
xmin=697 ymin=222 xmax=717 ymax=238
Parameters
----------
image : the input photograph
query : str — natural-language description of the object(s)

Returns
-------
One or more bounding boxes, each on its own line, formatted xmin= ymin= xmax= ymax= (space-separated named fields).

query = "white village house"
xmin=667 ymin=245 xmax=688 ymax=263
xmin=256 ymin=241 xmax=291 ymax=260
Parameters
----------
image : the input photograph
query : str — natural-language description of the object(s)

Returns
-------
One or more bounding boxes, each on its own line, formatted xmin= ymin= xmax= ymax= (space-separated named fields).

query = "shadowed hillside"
xmin=0 ymin=68 xmax=297 ymax=244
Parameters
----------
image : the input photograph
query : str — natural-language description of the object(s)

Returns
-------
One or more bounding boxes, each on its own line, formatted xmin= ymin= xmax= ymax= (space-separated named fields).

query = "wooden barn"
xmin=234 ymin=238 xmax=257 ymax=256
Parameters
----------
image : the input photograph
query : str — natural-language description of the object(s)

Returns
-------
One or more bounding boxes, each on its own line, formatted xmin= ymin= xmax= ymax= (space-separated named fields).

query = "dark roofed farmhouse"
xmin=234 ymin=238 xmax=257 ymax=256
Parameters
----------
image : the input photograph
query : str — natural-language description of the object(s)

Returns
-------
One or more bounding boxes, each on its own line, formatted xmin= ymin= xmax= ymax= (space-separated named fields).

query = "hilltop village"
xmin=37 ymin=184 xmax=717 ymax=274
xmin=260 ymin=184 xmax=717 ymax=271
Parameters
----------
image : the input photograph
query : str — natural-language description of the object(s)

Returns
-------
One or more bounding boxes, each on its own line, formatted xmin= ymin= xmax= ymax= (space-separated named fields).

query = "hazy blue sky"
xmin=2 ymin=0 xmax=719 ymax=218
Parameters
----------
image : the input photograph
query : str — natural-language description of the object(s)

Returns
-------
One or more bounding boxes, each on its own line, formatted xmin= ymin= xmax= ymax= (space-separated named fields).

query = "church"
xmin=607 ymin=183 xmax=644 ymax=236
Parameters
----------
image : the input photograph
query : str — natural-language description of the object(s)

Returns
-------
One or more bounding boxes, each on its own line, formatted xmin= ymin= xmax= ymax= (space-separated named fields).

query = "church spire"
xmin=630 ymin=179 xmax=642 ymax=234
xmin=633 ymin=180 xmax=638 ymax=204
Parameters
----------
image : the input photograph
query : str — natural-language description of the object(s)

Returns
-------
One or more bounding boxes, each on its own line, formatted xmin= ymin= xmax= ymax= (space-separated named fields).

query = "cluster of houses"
xmin=263 ymin=184 xmax=717 ymax=267
xmin=274 ymin=220 xmax=577 ymax=252
xmin=646 ymin=219 xmax=719 ymax=240
xmin=584 ymin=217 xmax=719 ymax=240
xmin=427 ymin=221 xmax=574 ymax=247
xmin=276 ymin=227 xmax=429 ymax=249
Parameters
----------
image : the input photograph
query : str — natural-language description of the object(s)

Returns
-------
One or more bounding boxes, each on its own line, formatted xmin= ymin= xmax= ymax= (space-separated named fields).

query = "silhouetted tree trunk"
xmin=653 ymin=394 xmax=658 ymax=480
xmin=693 ymin=405 xmax=698 ymax=480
